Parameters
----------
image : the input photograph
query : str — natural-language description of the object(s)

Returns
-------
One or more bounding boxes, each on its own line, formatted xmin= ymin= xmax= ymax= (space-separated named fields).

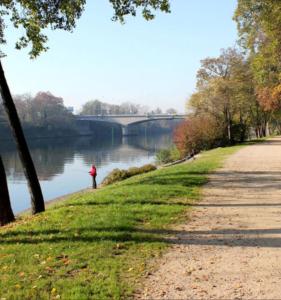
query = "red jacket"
xmin=89 ymin=166 xmax=97 ymax=176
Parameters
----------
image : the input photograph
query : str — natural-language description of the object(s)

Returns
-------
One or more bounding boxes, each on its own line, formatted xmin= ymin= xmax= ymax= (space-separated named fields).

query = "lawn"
xmin=0 ymin=145 xmax=243 ymax=299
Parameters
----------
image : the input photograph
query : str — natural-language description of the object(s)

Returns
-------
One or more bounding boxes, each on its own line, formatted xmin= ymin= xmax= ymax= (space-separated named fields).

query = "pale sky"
xmin=1 ymin=0 xmax=238 ymax=113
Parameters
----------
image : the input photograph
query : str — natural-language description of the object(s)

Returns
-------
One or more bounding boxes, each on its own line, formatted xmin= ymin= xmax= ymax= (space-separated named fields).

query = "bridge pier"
xmin=121 ymin=126 xmax=130 ymax=136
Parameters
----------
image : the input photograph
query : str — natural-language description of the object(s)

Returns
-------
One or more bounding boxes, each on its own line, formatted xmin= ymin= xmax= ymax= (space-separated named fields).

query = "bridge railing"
xmin=76 ymin=114 xmax=187 ymax=119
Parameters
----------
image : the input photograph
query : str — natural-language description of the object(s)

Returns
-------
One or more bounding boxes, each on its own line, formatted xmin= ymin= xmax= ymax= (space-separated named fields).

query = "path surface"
xmin=137 ymin=137 xmax=281 ymax=299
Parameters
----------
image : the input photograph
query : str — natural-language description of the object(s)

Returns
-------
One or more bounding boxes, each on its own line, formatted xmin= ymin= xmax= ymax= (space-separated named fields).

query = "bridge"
xmin=76 ymin=114 xmax=186 ymax=135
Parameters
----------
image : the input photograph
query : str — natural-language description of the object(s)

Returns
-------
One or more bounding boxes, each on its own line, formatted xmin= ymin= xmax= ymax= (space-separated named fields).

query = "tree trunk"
xmin=0 ymin=156 xmax=15 ymax=226
xmin=225 ymin=106 xmax=232 ymax=144
xmin=0 ymin=61 xmax=45 ymax=214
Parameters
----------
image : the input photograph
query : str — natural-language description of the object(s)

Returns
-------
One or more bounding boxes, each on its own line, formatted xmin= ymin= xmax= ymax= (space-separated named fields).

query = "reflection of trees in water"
xmin=74 ymin=136 xmax=123 ymax=167
xmin=130 ymin=119 xmax=182 ymax=135
xmin=74 ymin=136 xmax=153 ymax=166
xmin=1 ymin=139 xmax=76 ymax=181
xmin=74 ymin=134 xmax=172 ymax=166
xmin=0 ymin=133 xmax=172 ymax=181
xmin=80 ymin=143 xmax=150 ymax=167
xmin=126 ymin=134 xmax=172 ymax=152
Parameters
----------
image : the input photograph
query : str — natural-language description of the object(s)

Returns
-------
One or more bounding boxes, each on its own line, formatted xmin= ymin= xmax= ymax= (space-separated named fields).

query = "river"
xmin=0 ymin=133 xmax=173 ymax=214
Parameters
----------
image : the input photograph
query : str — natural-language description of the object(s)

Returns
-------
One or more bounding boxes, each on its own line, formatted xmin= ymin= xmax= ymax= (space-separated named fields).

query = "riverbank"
xmin=0 ymin=144 xmax=244 ymax=299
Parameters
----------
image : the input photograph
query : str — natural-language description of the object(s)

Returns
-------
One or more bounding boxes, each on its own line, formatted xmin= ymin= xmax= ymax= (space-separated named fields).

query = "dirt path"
xmin=137 ymin=137 xmax=281 ymax=299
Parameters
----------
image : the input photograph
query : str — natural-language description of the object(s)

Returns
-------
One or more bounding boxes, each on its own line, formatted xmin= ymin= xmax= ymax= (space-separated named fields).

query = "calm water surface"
xmin=0 ymin=134 xmax=172 ymax=213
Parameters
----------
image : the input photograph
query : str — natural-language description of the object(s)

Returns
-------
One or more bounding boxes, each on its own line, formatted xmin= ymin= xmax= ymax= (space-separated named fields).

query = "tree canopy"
xmin=0 ymin=0 xmax=170 ymax=58
xmin=234 ymin=0 xmax=281 ymax=111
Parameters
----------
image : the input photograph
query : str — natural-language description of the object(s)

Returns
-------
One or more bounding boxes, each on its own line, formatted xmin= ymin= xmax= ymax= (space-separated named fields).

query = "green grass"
xmin=0 ymin=145 xmax=243 ymax=299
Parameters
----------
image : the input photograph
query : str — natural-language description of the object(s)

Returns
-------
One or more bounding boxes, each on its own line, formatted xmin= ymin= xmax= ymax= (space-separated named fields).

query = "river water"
xmin=0 ymin=134 xmax=172 ymax=214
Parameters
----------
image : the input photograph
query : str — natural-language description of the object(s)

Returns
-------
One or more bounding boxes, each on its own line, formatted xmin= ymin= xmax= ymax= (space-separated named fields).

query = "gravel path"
xmin=136 ymin=137 xmax=281 ymax=299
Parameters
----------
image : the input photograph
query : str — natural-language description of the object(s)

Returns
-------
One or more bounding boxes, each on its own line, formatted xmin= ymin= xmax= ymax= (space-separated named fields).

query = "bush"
xmin=156 ymin=146 xmax=181 ymax=165
xmin=138 ymin=164 xmax=157 ymax=173
xmin=127 ymin=167 xmax=140 ymax=176
xmin=169 ymin=146 xmax=181 ymax=161
xmin=103 ymin=169 xmax=129 ymax=185
xmin=173 ymin=115 xmax=223 ymax=157
xmin=102 ymin=164 xmax=156 ymax=186
xmin=156 ymin=149 xmax=172 ymax=164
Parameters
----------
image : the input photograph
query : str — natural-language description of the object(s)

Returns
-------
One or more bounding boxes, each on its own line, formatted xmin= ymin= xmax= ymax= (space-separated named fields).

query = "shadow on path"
xmin=1 ymin=225 xmax=281 ymax=248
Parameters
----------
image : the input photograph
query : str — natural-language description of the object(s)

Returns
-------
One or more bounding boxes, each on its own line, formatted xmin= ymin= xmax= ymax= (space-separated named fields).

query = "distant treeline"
xmin=80 ymin=99 xmax=177 ymax=115
xmin=0 ymin=92 xmax=178 ymax=139
xmin=0 ymin=92 xmax=76 ymax=139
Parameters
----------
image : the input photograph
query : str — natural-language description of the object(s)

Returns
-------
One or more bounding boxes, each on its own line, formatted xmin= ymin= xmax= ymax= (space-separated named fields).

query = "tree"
xmin=185 ymin=46 xmax=270 ymax=146
xmin=14 ymin=92 xmax=75 ymax=130
xmin=194 ymin=48 xmax=262 ymax=142
xmin=81 ymin=100 xmax=104 ymax=115
xmin=80 ymin=100 xmax=149 ymax=115
xmin=13 ymin=94 xmax=30 ymax=123
xmin=174 ymin=115 xmax=223 ymax=157
xmin=0 ymin=63 xmax=45 ymax=214
xmin=0 ymin=0 xmax=170 ymax=215
xmin=119 ymin=102 xmax=139 ymax=114
xmin=196 ymin=49 xmax=236 ymax=142
xmin=33 ymin=92 xmax=74 ymax=129
xmin=166 ymin=108 xmax=177 ymax=114
xmin=154 ymin=107 xmax=162 ymax=114
xmin=234 ymin=0 xmax=281 ymax=116
xmin=234 ymin=0 xmax=281 ymax=61
xmin=0 ymin=156 xmax=15 ymax=226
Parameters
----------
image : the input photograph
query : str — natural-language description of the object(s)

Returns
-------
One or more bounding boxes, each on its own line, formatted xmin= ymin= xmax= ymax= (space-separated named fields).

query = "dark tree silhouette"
xmin=0 ymin=155 xmax=15 ymax=226
xmin=0 ymin=62 xmax=45 ymax=214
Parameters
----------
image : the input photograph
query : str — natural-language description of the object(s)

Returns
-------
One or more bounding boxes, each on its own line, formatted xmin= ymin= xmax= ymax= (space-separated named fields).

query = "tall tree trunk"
xmin=239 ymin=109 xmax=244 ymax=142
xmin=225 ymin=106 xmax=232 ymax=144
xmin=0 ymin=156 xmax=15 ymax=226
xmin=0 ymin=61 xmax=45 ymax=214
xmin=255 ymin=127 xmax=259 ymax=139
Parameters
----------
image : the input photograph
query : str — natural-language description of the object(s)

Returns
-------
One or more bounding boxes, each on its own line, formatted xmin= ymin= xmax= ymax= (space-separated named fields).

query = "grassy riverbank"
xmin=0 ymin=145 xmax=243 ymax=299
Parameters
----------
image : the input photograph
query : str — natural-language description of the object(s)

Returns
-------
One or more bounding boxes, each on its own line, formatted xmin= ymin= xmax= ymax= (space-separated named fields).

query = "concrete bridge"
xmin=76 ymin=114 xmax=186 ymax=135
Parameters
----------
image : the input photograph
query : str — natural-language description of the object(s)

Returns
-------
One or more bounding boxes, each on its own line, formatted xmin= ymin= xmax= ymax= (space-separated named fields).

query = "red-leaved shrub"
xmin=173 ymin=115 xmax=223 ymax=157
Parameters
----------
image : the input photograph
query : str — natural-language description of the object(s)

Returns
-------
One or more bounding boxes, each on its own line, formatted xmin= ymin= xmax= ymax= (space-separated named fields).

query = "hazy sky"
xmin=1 ymin=0 xmax=238 ymax=113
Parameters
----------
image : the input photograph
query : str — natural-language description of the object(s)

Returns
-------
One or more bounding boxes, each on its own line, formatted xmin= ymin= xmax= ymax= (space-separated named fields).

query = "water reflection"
xmin=0 ymin=134 xmax=172 ymax=213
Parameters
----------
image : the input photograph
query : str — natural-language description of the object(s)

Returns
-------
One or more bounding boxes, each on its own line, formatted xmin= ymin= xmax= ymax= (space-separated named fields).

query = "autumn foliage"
xmin=174 ymin=115 xmax=223 ymax=157
xmin=257 ymin=85 xmax=281 ymax=112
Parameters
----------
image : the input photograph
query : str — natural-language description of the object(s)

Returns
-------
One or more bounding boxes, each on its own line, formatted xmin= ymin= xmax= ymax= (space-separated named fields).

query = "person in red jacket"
xmin=89 ymin=164 xmax=97 ymax=189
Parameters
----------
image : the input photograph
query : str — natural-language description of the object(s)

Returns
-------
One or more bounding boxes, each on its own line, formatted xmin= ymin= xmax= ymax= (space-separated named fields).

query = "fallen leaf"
xmin=62 ymin=258 xmax=71 ymax=265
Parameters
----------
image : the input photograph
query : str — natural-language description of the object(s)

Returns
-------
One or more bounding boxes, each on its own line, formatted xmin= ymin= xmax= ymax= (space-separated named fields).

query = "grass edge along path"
xmin=0 ymin=144 xmax=245 ymax=299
